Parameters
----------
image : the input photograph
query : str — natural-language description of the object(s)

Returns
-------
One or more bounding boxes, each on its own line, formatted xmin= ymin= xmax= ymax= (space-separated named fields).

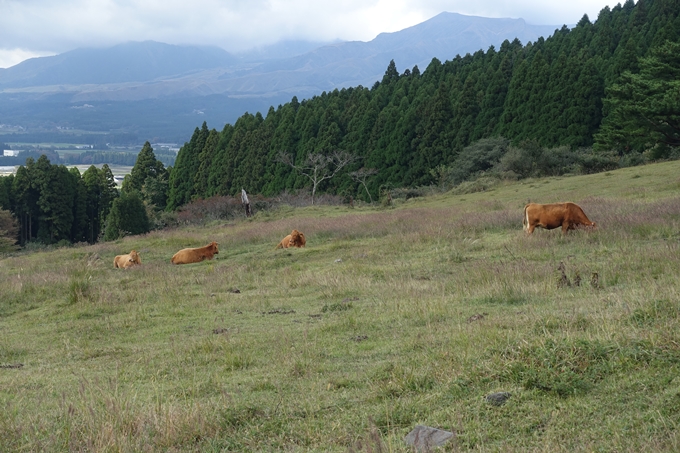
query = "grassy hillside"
xmin=2 ymin=160 xmax=680 ymax=452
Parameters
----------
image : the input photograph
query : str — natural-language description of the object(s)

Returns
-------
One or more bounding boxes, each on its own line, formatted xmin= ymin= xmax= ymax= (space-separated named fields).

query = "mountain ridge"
xmin=0 ymin=12 xmax=563 ymax=141
xmin=0 ymin=41 xmax=238 ymax=88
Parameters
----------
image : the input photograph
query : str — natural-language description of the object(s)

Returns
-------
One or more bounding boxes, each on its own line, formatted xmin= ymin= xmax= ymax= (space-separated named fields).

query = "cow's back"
xmin=171 ymin=248 xmax=195 ymax=264
xmin=171 ymin=242 xmax=218 ymax=264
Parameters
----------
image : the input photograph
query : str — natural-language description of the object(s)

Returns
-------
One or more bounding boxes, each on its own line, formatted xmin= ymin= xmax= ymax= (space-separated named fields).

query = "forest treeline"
xmin=1 ymin=0 xmax=679 ymax=247
xmin=0 ymin=142 xmax=166 ymax=248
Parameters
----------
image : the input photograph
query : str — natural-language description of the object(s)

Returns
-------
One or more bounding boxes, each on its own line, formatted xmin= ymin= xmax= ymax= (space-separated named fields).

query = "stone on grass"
xmin=485 ymin=391 xmax=511 ymax=406
xmin=404 ymin=425 xmax=454 ymax=450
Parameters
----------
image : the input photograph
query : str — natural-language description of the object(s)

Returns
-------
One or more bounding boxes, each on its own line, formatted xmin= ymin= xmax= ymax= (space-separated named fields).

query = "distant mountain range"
xmin=0 ymin=41 xmax=237 ymax=88
xmin=0 ymin=12 xmax=561 ymax=143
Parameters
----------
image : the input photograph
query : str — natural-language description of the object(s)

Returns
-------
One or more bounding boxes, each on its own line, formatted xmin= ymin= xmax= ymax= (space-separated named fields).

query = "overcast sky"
xmin=0 ymin=0 xmax=620 ymax=69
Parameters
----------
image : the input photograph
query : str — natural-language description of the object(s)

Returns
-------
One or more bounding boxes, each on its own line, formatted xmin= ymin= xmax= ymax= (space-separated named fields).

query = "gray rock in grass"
xmin=485 ymin=391 xmax=511 ymax=406
xmin=404 ymin=425 xmax=455 ymax=450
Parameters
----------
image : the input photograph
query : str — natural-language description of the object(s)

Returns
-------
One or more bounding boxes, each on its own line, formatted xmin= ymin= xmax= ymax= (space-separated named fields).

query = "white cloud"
xmin=0 ymin=49 xmax=55 ymax=69
xmin=0 ymin=0 xmax=619 ymax=67
xmin=409 ymin=0 xmax=616 ymax=24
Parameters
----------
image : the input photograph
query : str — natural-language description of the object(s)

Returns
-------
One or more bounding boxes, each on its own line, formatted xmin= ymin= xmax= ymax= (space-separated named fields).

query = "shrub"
xmin=177 ymin=195 xmax=247 ymax=225
xmin=577 ymin=150 xmax=620 ymax=174
xmin=450 ymin=137 xmax=510 ymax=185
xmin=495 ymin=141 xmax=584 ymax=178
xmin=450 ymin=176 xmax=501 ymax=195
xmin=274 ymin=189 xmax=344 ymax=208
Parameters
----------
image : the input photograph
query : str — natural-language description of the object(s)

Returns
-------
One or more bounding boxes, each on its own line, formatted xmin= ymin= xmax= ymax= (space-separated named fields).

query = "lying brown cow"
xmin=171 ymin=241 xmax=219 ymax=264
xmin=275 ymin=229 xmax=306 ymax=249
xmin=114 ymin=250 xmax=142 ymax=268
xmin=523 ymin=202 xmax=596 ymax=234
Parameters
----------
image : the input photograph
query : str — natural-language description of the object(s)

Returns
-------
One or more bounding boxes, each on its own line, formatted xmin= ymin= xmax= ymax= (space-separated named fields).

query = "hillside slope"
xmin=1 ymin=161 xmax=679 ymax=451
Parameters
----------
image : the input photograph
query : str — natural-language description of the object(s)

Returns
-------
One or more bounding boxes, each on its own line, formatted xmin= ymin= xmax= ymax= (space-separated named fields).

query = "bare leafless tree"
xmin=277 ymin=150 xmax=357 ymax=205
xmin=241 ymin=188 xmax=252 ymax=217
xmin=349 ymin=168 xmax=378 ymax=204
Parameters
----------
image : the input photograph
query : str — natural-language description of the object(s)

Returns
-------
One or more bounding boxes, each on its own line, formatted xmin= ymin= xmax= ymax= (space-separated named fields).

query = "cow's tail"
xmin=522 ymin=204 xmax=529 ymax=232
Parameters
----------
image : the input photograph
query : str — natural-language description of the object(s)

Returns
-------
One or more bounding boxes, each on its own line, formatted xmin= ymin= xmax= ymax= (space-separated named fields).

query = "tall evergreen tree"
xmin=34 ymin=159 xmax=75 ymax=244
xmin=194 ymin=129 xmax=220 ymax=198
xmin=0 ymin=175 xmax=14 ymax=212
xmin=122 ymin=141 xmax=168 ymax=213
xmin=69 ymin=167 xmax=88 ymax=243
xmin=104 ymin=191 xmax=150 ymax=241
xmin=82 ymin=166 xmax=105 ymax=243
xmin=412 ymin=79 xmax=455 ymax=184
xmin=123 ymin=141 xmax=166 ymax=194
xmin=207 ymin=123 xmax=236 ymax=196
xmin=12 ymin=161 xmax=39 ymax=244
xmin=167 ymin=122 xmax=209 ymax=210
xmin=596 ymin=40 xmax=680 ymax=154
xmin=99 ymin=164 xmax=119 ymax=223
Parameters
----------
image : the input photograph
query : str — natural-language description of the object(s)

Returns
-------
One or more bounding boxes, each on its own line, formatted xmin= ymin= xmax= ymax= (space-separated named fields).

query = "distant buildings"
xmin=153 ymin=143 xmax=180 ymax=153
xmin=2 ymin=150 xmax=21 ymax=175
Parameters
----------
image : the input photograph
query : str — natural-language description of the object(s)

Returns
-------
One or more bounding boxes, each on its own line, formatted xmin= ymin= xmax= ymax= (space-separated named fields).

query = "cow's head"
xmin=129 ymin=250 xmax=141 ymax=264
xmin=577 ymin=221 xmax=597 ymax=231
xmin=211 ymin=242 xmax=219 ymax=254
xmin=290 ymin=230 xmax=302 ymax=245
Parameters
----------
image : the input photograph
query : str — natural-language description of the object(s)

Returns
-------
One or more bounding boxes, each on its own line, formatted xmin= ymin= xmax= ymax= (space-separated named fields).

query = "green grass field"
xmin=1 ymin=160 xmax=680 ymax=452
xmin=4 ymin=143 xmax=108 ymax=152
xmin=68 ymin=164 xmax=133 ymax=178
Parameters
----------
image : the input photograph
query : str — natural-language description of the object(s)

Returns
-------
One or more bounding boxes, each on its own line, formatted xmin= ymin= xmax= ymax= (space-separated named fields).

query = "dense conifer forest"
xmin=0 ymin=0 xmax=679 ymax=246
xmin=0 ymin=143 xmax=166 ymax=247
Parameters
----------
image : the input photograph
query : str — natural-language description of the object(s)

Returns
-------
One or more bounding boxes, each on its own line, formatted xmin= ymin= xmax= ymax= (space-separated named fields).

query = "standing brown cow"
xmin=171 ymin=242 xmax=219 ymax=264
xmin=523 ymin=202 xmax=596 ymax=234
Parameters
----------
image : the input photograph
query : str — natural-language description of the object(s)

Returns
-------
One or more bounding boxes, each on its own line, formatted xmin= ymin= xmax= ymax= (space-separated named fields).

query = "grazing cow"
xmin=114 ymin=250 xmax=142 ymax=268
xmin=523 ymin=202 xmax=596 ymax=234
xmin=171 ymin=241 xmax=219 ymax=265
xmin=275 ymin=229 xmax=306 ymax=249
